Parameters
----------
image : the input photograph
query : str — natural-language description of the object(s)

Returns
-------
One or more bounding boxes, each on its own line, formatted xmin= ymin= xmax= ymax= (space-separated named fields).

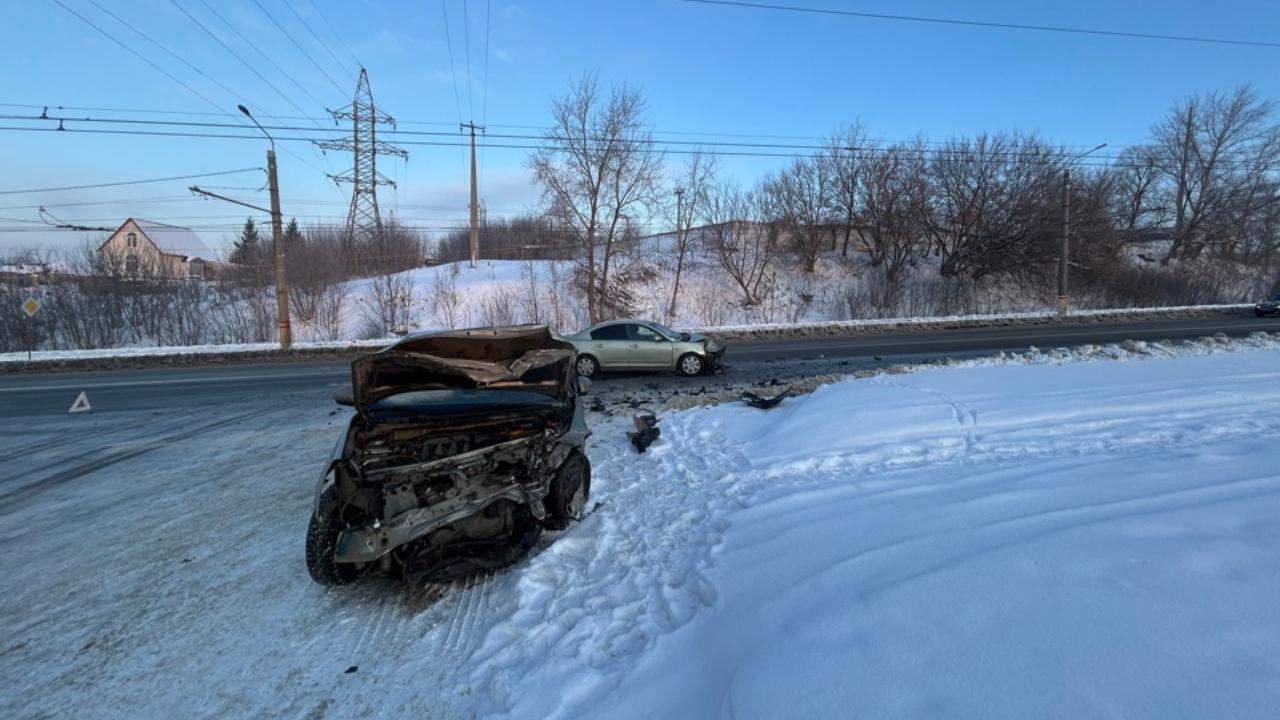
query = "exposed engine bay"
xmin=306 ymin=325 xmax=592 ymax=586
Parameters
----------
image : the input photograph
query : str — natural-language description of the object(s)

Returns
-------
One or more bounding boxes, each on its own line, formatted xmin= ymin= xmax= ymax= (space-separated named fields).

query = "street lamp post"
xmin=1057 ymin=142 xmax=1108 ymax=318
xmin=238 ymin=104 xmax=292 ymax=350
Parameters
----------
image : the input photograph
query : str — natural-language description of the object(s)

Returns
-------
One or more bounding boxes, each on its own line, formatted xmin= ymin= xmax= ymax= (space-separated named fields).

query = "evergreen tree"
xmin=229 ymin=218 xmax=262 ymax=266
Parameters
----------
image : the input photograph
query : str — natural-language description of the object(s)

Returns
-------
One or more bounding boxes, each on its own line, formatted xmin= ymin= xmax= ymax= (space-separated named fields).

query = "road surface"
xmin=1 ymin=314 xmax=1277 ymax=417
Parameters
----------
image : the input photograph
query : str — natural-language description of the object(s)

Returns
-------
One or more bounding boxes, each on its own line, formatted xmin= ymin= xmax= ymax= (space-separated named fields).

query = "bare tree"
xmin=825 ymin=122 xmax=869 ymax=256
xmin=859 ymin=143 xmax=927 ymax=280
xmin=429 ymin=265 xmax=462 ymax=329
xmin=530 ymin=74 xmax=664 ymax=322
xmin=763 ymin=154 xmax=835 ymax=274
xmin=704 ymin=181 xmax=783 ymax=305
xmin=667 ymin=149 xmax=716 ymax=322
xmin=922 ymin=133 xmax=1063 ymax=281
xmin=1152 ymin=86 xmax=1280 ymax=262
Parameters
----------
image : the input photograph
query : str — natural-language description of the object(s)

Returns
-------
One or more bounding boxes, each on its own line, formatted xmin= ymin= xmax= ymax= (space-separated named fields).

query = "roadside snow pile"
xmin=3 ymin=341 xmax=1279 ymax=719
xmin=0 ymin=338 xmax=388 ymax=364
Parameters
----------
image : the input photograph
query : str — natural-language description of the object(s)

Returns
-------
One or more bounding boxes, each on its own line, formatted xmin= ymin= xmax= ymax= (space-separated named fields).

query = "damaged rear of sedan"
xmin=306 ymin=325 xmax=592 ymax=586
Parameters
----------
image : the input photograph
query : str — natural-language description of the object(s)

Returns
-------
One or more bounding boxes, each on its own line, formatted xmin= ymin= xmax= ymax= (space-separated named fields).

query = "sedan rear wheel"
xmin=677 ymin=353 xmax=705 ymax=377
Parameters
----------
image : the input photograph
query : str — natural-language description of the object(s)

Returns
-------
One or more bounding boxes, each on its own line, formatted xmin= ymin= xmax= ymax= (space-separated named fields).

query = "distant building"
xmin=99 ymin=219 xmax=214 ymax=279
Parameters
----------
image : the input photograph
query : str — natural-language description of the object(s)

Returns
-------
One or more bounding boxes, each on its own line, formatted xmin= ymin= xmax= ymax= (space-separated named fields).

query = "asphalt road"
xmin=2 ymin=314 xmax=1278 ymax=417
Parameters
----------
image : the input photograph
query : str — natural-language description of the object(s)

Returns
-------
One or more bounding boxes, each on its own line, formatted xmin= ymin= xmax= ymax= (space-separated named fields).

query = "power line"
xmin=440 ymin=0 xmax=465 ymax=124
xmin=281 ymin=0 xmax=359 ymax=83
xmin=0 ymin=112 xmax=1174 ymax=164
xmin=680 ymin=0 xmax=1280 ymax=50
xmin=304 ymin=0 xmax=363 ymax=70
xmin=482 ymin=0 xmax=492 ymax=125
xmin=249 ymin=0 xmax=349 ymax=96
xmin=190 ymin=0 xmax=331 ymax=112
xmin=163 ymin=0 xmax=345 ymax=181
xmin=0 ymin=124 xmax=1171 ymax=167
xmin=3 ymin=101 xmax=1143 ymax=149
xmin=166 ymin=0 xmax=333 ymax=130
xmin=82 ymin=0 xmax=247 ymax=107
xmin=461 ymin=0 xmax=475 ymax=120
xmin=50 ymin=0 xmax=247 ymax=130
xmin=0 ymin=169 xmax=264 ymax=196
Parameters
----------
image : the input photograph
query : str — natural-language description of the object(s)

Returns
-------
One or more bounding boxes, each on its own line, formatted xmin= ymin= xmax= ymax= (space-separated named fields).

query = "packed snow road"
xmin=2 ymin=337 xmax=1279 ymax=718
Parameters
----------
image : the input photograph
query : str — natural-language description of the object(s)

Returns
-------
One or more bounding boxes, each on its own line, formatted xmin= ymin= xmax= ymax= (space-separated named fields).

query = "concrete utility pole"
xmin=1056 ymin=142 xmax=1108 ymax=318
xmin=668 ymin=187 xmax=685 ymax=319
xmin=462 ymin=122 xmax=485 ymax=268
xmin=1057 ymin=168 xmax=1071 ymax=317
xmin=239 ymin=105 xmax=291 ymax=349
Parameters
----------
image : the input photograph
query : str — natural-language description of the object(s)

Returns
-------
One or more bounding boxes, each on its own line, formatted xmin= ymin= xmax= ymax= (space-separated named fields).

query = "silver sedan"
xmin=565 ymin=320 xmax=725 ymax=377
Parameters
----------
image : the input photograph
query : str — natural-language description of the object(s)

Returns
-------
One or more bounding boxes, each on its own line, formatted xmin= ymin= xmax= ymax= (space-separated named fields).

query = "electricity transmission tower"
xmin=316 ymin=68 xmax=408 ymax=241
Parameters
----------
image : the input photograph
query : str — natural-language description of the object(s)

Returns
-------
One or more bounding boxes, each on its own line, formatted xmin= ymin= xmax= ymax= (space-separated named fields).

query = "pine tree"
xmin=229 ymin=218 xmax=262 ymax=266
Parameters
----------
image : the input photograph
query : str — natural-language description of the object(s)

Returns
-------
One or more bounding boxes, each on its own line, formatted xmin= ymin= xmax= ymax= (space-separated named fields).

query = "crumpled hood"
xmin=351 ymin=325 xmax=576 ymax=413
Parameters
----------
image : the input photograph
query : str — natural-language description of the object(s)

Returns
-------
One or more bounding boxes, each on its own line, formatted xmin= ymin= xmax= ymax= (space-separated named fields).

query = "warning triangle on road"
xmin=68 ymin=391 xmax=92 ymax=414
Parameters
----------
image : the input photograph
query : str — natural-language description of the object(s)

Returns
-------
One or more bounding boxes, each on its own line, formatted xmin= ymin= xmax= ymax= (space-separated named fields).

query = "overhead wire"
xmin=0 ymin=101 xmax=1142 ymax=150
xmin=249 ymin=0 xmax=349 ymax=95
xmin=0 ymin=169 xmax=265 ymax=196
xmin=679 ymin=0 xmax=1280 ymax=49
xmin=189 ymin=0 xmax=332 ymax=112
xmin=304 ymin=0 xmax=363 ymax=70
xmin=0 ymin=112 xmax=1195 ymax=164
xmin=439 ymin=0 xmax=465 ymax=123
xmin=281 ymin=0 xmax=359 ymax=83
xmin=461 ymin=0 xmax=475 ymax=120
xmin=0 ymin=123 xmax=1198 ymax=167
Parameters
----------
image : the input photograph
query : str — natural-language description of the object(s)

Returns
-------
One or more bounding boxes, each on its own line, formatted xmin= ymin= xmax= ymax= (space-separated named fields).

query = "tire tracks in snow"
xmin=0 ymin=408 xmax=269 ymax=511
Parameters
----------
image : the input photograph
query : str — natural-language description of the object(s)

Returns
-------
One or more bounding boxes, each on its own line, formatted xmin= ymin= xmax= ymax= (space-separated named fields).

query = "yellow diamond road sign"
xmin=22 ymin=297 xmax=39 ymax=318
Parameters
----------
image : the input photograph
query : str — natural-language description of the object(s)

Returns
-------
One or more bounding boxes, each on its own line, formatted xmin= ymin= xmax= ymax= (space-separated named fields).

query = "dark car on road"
xmin=306 ymin=325 xmax=592 ymax=586
xmin=1256 ymin=292 xmax=1280 ymax=317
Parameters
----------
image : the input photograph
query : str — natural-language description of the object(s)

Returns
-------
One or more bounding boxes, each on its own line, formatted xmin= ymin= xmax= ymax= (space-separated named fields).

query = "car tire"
xmin=576 ymin=354 xmax=599 ymax=378
xmin=677 ymin=352 xmax=705 ymax=377
xmin=1257 ymin=309 xmax=1266 ymax=318
xmin=305 ymin=488 xmax=366 ymax=586
xmin=544 ymin=453 xmax=590 ymax=531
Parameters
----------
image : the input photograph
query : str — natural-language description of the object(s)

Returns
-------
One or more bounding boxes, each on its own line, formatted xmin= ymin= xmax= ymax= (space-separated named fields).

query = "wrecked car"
xmin=306 ymin=325 xmax=592 ymax=585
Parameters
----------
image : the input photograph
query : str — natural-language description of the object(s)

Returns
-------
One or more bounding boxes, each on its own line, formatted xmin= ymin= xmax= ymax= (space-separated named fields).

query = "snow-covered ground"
xmin=3 ymin=341 xmax=1279 ymax=718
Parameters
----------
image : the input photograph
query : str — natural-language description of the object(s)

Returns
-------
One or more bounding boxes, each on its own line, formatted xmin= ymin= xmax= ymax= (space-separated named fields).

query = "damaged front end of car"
xmin=306 ymin=325 xmax=591 ymax=586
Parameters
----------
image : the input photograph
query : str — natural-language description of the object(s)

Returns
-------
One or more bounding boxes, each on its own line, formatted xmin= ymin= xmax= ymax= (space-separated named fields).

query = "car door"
xmin=587 ymin=324 xmax=630 ymax=369
xmin=627 ymin=323 xmax=675 ymax=370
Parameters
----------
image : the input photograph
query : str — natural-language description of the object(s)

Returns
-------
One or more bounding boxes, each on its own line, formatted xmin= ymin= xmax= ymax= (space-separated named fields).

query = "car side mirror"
xmin=577 ymin=376 xmax=592 ymax=395
xmin=679 ymin=332 xmax=691 ymax=342
xmin=653 ymin=335 xmax=666 ymax=342
xmin=333 ymin=392 xmax=354 ymax=407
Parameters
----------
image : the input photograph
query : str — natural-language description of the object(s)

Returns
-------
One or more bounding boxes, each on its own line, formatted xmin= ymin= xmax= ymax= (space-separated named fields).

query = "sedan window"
xmin=590 ymin=324 xmax=628 ymax=341
xmin=630 ymin=324 xmax=666 ymax=342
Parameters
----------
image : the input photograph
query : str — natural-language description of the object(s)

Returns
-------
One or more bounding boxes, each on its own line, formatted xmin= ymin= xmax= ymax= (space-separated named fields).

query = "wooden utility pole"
xmin=462 ymin=122 xmax=485 ymax=268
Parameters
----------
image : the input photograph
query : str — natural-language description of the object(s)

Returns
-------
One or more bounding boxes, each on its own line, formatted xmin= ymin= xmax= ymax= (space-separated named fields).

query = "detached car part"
xmin=306 ymin=325 xmax=592 ymax=586
xmin=628 ymin=411 xmax=661 ymax=453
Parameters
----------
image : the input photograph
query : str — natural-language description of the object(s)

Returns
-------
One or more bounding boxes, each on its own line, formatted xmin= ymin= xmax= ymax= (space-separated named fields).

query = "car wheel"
xmin=677 ymin=353 xmax=705 ymax=377
xmin=544 ymin=453 xmax=590 ymax=531
xmin=305 ymin=487 xmax=366 ymax=586
xmin=576 ymin=354 xmax=599 ymax=378
xmin=1257 ymin=309 xmax=1266 ymax=318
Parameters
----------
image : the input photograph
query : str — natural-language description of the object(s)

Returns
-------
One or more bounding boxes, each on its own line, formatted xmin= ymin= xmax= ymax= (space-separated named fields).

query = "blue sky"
xmin=2 ymin=0 xmax=1278 ymax=254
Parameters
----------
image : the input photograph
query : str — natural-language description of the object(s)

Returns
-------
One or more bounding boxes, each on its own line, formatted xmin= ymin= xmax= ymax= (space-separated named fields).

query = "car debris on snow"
xmin=740 ymin=385 xmax=793 ymax=410
xmin=628 ymin=411 xmax=661 ymax=452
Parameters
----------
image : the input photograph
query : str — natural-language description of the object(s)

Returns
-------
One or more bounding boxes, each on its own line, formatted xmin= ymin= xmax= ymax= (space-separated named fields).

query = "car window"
xmin=590 ymin=324 xmax=628 ymax=341
xmin=630 ymin=324 xmax=666 ymax=342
